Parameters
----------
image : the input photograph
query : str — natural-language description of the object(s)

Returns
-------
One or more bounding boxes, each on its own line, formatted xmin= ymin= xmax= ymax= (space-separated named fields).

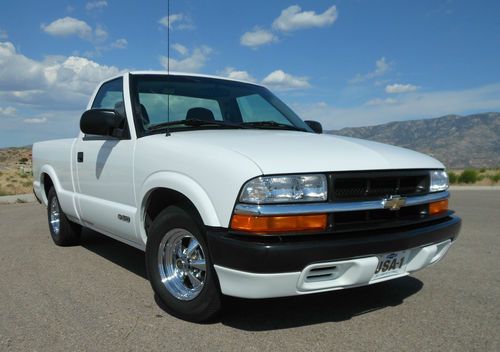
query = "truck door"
xmin=74 ymin=77 xmax=137 ymax=243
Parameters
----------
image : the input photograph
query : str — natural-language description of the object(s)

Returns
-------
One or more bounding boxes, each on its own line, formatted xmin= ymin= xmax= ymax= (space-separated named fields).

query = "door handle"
xmin=77 ymin=152 xmax=84 ymax=163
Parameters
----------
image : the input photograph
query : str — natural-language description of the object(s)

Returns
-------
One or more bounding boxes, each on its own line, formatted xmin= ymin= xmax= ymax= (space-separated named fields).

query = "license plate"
xmin=373 ymin=250 xmax=410 ymax=280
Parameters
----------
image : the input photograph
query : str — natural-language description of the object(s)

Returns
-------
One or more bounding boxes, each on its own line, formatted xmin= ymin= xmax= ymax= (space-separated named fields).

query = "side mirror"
xmin=305 ymin=120 xmax=323 ymax=134
xmin=80 ymin=109 xmax=126 ymax=137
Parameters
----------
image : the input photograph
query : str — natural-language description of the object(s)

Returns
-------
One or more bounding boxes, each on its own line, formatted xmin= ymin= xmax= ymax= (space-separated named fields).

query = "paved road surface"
xmin=0 ymin=190 xmax=498 ymax=351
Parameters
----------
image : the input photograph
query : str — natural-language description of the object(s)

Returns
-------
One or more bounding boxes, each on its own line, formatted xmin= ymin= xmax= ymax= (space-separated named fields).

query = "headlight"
xmin=430 ymin=170 xmax=449 ymax=192
xmin=239 ymin=174 xmax=328 ymax=204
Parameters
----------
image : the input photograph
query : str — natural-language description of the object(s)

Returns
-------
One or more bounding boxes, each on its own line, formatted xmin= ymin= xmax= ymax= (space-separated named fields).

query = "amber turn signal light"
xmin=429 ymin=199 xmax=448 ymax=215
xmin=230 ymin=214 xmax=327 ymax=234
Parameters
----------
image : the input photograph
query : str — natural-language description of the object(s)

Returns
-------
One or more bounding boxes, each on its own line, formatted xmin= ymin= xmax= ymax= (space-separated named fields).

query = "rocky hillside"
xmin=328 ymin=112 xmax=500 ymax=169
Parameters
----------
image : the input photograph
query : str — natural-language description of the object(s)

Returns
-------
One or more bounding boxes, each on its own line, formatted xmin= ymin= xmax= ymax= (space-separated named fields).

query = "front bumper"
xmin=206 ymin=215 xmax=461 ymax=298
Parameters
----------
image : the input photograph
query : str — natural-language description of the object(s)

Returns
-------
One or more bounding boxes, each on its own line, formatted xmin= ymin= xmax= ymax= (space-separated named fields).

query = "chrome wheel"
xmin=157 ymin=228 xmax=207 ymax=301
xmin=49 ymin=196 xmax=61 ymax=235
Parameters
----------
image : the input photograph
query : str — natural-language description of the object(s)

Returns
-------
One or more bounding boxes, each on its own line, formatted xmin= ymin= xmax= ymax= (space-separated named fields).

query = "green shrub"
xmin=488 ymin=173 xmax=500 ymax=183
xmin=479 ymin=168 xmax=486 ymax=173
xmin=448 ymin=171 xmax=458 ymax=184
xmin=459 ymin=169 xmax=479 ymax=184
xmin=19 ymin=157 xmax=29 ymax=164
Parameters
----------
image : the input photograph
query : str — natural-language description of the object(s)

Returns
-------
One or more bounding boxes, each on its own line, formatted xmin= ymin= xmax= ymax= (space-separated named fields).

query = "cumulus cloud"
xmin=158 ymin=14 xmax=194 ymax=30
xmin=240 ymin=27 xmax=278 ymax=48
xmin=23 ymin=117 xmax=48 ymax=124
xmin=350 ymin=57 xmax=391 ymax=83
xmin=272 ymin=5 xmax=338 ymax=32
xmin=86 ymin=1 xmax=108 ymax=11
xmin=160 ymin=46 xmax=212 ymax=72
xmin=110 ymin=38 xmax=128 ymax=49
xmin=42 ymin=17 xmax=93 ymax=40
xmin=0 ymin=41 xmax=121 ymax=109
xmin=293 ymin=83 xmax=500 ymax=130
xmin=220 ymin=67 xmax=256 ymax=83
xmin=0 ymin=106 xmax=17 ymax=118
xmin=171 ymin=43 xmax=188 ymax=56
xmin=365 ymin=98 xmax=398 ymax=106
xmin=385 ymin=83 xmax=418 ymax=94
xmin=262 ymin=70 xmax=310 ymax=90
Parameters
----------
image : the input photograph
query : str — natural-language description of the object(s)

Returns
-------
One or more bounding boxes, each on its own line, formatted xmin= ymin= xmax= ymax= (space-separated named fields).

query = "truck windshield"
xmin=129 ymin=74 xmax=312 ymax=135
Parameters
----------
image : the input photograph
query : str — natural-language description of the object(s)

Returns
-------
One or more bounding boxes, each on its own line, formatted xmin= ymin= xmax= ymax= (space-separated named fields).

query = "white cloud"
xmin=272 ymin=5 xmax=338 ymax=32
xmin=293 ymin=83 xmax=500 ymax=130
xmin=159 ymin=46 xmax=212 ymax=72
xmin=41 ymin=17 xmax=92 ymax=40
xmin=111 ymin=38 xmax=128 ymax=49
xmin=0 ymin=106 xmax=17 ymax=118
xmin=86 ymin=1 xmax=108 ymax=11
xmin=240 ymin=27 xmax=278 ymax=48
xmin=221 ymin=67 xmax=257 ymax=83
xmin=0 ymin=41 xmax=122 ymax=109
xmin=351 ymin=57 xmax=391 ymax=83
xmin=171 ymin=43 xmax=188 ymax=56
xmin=23 ymin=117 xmax=48 ymax=124
xmin=262 ymin=70 xmax=310 ymax=90
xmin=0 ymin=29 xmax=7 ymax=40
xmin=158 ymin=13 xmax=194 ymax=30
xmin=94 ymin=25 xmax=108 ymax=42
xmin=365 ymin=98 xmax=398 ymax=106
xmin=385 ymin=83 xmax=418 ymax=94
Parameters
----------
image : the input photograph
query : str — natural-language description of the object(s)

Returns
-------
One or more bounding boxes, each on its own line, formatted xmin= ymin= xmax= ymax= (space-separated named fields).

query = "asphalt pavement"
xmin=0 ymin=190 xmax=499 ymax=351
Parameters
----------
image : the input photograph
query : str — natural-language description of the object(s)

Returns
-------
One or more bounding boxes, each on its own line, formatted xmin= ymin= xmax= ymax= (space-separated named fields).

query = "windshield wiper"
xmin=146 ymin=118 xmax=246 ymax=134
xmin=241 ymin=120 xmax=307 ymax=132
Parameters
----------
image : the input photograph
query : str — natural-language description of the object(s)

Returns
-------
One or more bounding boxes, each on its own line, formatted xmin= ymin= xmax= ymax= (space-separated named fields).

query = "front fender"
xmin=136 ymin=171 xmax=221 ymax=243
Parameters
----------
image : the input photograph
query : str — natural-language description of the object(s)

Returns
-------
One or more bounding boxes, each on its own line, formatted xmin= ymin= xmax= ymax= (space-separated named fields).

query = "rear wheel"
xmin=145 ymin=205 xmax=221 ymax=322
xmin=47 ymin=187 xmax=81 ymax=246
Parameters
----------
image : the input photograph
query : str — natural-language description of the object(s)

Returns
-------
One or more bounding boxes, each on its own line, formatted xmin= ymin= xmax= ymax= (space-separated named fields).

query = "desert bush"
xmin=19 ymin=174 xmax=28 ymax=178
xmin=459 ymin=169 xmax=479 ymax=184
xmin=488 ymin=173 xmax=500 ymax=183
xmin=19 ymin=157 xmax=29 ymax=164
xmin=448 ymin=171 xmax=458 ymax=184
xmin=0 ymin=187 xmax=7 ymax=196
xmin=479 ymin=168 xmax=486 ymax=173
xmin=23 ymin=181 xmax=32 ymax=187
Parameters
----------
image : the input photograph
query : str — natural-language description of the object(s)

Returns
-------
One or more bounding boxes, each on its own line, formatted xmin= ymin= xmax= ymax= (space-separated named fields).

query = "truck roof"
xmin=108 ymin=71 xmax=262 ymax=87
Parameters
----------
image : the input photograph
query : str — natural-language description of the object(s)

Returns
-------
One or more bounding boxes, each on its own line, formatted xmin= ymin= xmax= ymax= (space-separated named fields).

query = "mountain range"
xmin=327 ymin=112 xmax=500 ymax=169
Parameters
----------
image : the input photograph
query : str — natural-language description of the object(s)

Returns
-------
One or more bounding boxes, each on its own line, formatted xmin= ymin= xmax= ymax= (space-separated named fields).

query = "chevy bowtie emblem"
xmin=382 ymin=195 xmax=407 ymax=211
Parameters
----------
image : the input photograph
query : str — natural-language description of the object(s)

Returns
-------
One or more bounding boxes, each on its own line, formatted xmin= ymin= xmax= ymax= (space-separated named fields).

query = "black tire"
xmin=47 ymin=187 xmax=81 ymax=246
xmin=145 ymin=205 xmax=221 ymax=322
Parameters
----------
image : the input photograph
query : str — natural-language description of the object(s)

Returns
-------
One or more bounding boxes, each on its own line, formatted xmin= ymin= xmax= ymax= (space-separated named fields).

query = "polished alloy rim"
xmin=49 ymin=197 xmax=61 ymax=235
xmin=157 ymin=228 xmax=206 ymax=301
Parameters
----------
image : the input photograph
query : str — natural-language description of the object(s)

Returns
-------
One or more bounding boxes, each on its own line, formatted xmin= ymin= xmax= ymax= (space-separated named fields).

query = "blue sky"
xmin=1 ymin=0 xmax=499 ymax=147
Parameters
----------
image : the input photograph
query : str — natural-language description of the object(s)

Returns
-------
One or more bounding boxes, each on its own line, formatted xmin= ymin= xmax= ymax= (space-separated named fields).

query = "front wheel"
xmin=145 ymin=205 xmax=221 ymax=322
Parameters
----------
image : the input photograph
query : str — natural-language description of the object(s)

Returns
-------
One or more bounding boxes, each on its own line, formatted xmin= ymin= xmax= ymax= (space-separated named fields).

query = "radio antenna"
xmin=166 ymin=0 xmax=171 ymax=128
xmin=167 ymin=0 xmax=170 ymax=74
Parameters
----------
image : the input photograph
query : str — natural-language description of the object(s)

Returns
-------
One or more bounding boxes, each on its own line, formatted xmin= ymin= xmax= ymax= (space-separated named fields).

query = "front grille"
xmin=332 ymin=204 xmax=434 ymax=233
xmin=331 ymin=170 xmax=430 ymax=201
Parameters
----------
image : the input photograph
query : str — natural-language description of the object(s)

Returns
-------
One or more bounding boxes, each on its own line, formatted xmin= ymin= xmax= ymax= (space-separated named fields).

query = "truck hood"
xmin=156 ymin=130 xmax=444 ymax=174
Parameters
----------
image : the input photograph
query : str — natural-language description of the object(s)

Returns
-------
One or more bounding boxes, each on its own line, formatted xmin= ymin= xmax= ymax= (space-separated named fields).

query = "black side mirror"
xmin=305 ymin=120 xmax=323 ymax=134
xmin=80 ymin=109 xmax=126 ymax=137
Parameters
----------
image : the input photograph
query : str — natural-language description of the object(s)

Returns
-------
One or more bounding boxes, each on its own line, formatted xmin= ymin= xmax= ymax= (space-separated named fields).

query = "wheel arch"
xmin=137 ymin=171 xmax=221 ymax=243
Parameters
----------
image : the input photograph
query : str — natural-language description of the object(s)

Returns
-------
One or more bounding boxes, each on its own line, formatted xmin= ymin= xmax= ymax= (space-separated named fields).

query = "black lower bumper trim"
xmin=206 ymin=215 xmax=461 ymax=273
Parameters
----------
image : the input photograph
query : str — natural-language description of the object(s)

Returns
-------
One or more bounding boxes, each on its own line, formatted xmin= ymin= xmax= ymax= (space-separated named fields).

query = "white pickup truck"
xmin=33 ymin=72 xmax=461 ymax=322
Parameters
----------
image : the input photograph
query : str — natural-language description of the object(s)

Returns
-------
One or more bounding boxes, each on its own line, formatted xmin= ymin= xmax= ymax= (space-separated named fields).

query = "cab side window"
xmin=92 ymin=78 xmax=125 ymax=115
